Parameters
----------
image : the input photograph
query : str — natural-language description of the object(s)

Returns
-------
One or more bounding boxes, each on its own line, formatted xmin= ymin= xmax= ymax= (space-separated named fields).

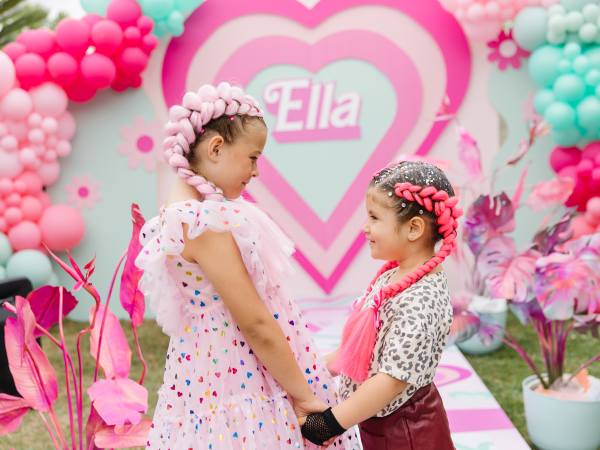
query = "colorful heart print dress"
xmin=136 ymin=198 xmax=360 ymax=450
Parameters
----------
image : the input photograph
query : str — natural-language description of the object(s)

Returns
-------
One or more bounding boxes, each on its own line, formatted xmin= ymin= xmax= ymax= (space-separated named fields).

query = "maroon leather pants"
xmin=359 ymin=383 xmax=454 ymax=450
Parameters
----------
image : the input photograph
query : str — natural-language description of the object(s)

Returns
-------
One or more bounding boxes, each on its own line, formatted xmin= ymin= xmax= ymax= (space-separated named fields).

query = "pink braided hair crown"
xmin=162 ymin=82 xmax=264 ymax=201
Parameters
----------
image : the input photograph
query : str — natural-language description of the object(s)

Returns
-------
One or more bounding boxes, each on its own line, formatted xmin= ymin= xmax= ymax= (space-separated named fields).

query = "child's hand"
xmin=293 ymin=396 xmax=329 ymax=427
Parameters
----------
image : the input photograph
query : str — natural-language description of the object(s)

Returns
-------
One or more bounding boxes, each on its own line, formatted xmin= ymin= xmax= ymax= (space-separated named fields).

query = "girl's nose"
xmin=361 ymin=222 xmax=368 ymax=233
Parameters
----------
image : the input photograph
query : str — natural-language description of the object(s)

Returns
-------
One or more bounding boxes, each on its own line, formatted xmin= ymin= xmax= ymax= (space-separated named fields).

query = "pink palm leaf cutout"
xmin=94 ymin=418 xmax=152 ymax=447
xmin=27 ymin=286 xmax=78 ymax=339
xmin=120 ymin=203 xmax=146 ymax=327
xmin=89 ymin=305 xmax=132 ymax=380
xmin=15 ymin=296 xmax=35 ymax=360
xmin=87 ymin=378 xmax=148 ymax=426
xmin=0 ymin=394 xmax=30 ymax=436
xmin=526 ymin=177 xmax=575 ymax=212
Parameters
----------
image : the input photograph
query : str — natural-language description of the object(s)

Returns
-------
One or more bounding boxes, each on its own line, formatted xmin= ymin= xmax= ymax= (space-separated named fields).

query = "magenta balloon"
xmin=15 ymin=53 xmax=46 ymax=89
xmin=0 ymin=51 xmax=16 ymax=98
xmin=65 ymin=77 xmax=97 ymax=103
xmin=81 ymin=13 xmax=103 ymax=30
xmin=124 ymin=26 xmax=141 ymax=44
xmin=36 ymin=161 xmax=60 ymax=186
xmin=106 ymin=0 xmax=142 ymax=29
xmin=111 ymin=72 xmax=131 ymax=92
xmin=39 ymin=204 xmax=86 ymax=251
xmin=2 ymin=43 xmax=27 ymax=63
xmin=549 ymin=146 xmax=582 ymax=173
xmin=29 ymin=82 xmax=68 ymax=118
xmin=137 ymin=16 xmax=154 ymax=35
xmin=16 ymin=29 xmax=56 ymax=61
xmin=91 ymin=20 xmax=124 ymax=55
xmin=1 ymin=88 xmax=33 ymax=120
xmin=20 ymin=196 xmax=43 ymax=222
xmin=0 ymin=149 xmax=23 ymax=179
xmin=80 ymin=53 xmax=117 ymax=89
xmin=8 ymin=220 xmax=42 ymax=251
xmin=55 ymin=19 xmax=90 ymax=59
xmin=583 ymin=142 xmax=600 ymax=161
xmin=141 ymin=34 xmax=158 ymax=54
xmin=117 ymin=47 xmax=148 ymax=76
xmin=577 ymin=159 xmax=594 ymax=178
xmin=47 ymin=52 xmax=78 ymax=87
xmin=56 ymin=112 xmax=76 ymax=140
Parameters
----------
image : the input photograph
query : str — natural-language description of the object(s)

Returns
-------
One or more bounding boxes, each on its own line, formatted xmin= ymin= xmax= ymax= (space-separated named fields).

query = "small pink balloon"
xmin=141 ymin=34 xmax=158 ymax=54
xmin=16 ymin=29 xmax=57 ymax=61
xmin=16 ymin=172 xmax=43 ymax=195
xmin=117 ymin=47 xmax=148 ymax=76
xmin=65 ymin=77 xmax=97 ymax=103
xmin=587 ymin=197 xmax=600 ymax=217
xmin=30 ymin=82 xmax=68 ymax=118
xmin=37 ymin=191 xmax=51 ymax=209
xmin=28 ymin=112 xmax=42 ymax=127
xmin=5 ymin=192 xmax=21 ymax=206
xmin=137 ymin=16 xmax=154 ymax=35
xmin=15 ymin=53 xmax=46 ymax=89
xmin=47 ymin=52 xmax=78 ymax=87
xmin=55 ymin=19 xmax=90 ymax=59
xmin=4 ymin=206 xmax=23 ymax=226
xmin=124 ymin=26 xmax=141 ymax=44
xmin=111 ymin=72 xmax=131 ymax=92
xmin=20 ymin=196 xmax=42 ymax=222
xmin=0 ymin=135 xmax=18 ymax=152
xmin=577 ymin=159 xmax=594 ymax=178
xmin=550 ymin=146 xmax=582 ymax=173
xmin=592 ymin=167 xmax=600 ymax=182
xmin=584 ymin=210 xmax=600 ymax=227
xmin=0 ymin=218 xmax=7 ymax=233
xmin=43 ymin=150 xmax=57 ymax=162
xmin=1 ymin=88 xmax=33 ymax=121
xmin=37 ymin=161 xmax=60 ymax=186
xmin=8 ymin=220 xmax=42 ymax=251
xmin=0 ymin=51 xmax=16 ymax=98
xmin=28 ymin=128 xmax=46 ymax=145
xmin=32 ymin=145 xmax=45 ymax=156
xmin=39 ymin=204 xmax=86 ymax=251
xmin=91 ymin=20 xmax=124 ymax=56
xmin=570 ymin=214 xmax=596 ymax=239
xmin=107 ymin=0 xmax=142 ymax=29
xmin=55 ymin=140 xmax=71 ymax=157
xmin=6 ymin=120 xmax=28 ymax=142
xmin=0 ymin=123 xmax=8 ymax=137
xmin=80 ymin=53 xmax=117 ymax=89
xmin=46 ymin=135 xmax=58 ymax=148
xmin=81 ymin=13 xmax=103 ymax=30
xmin=2 ymin=43 xmax=27 ymax=63
xmin=0 ymin=149 xmax=23 ymax=178
xmin=19 ymin=148 xmax=38 ymax=168
xmin=460 ymin=19 xmax=503 ymax=42
xmin=41 ymin=117 xmax=58 ymax=135
xmin=13 ymin=180 xmax=27 ymax=194
xmin=0 ymin=178 xmax=14 ymax=196
xmin=56 ymin=112 xmax=76 ymax=140
xmin=130 ymin=74 xmax=142 ymax=89
xmin=0 ymin=199 xmax=5 ymax=215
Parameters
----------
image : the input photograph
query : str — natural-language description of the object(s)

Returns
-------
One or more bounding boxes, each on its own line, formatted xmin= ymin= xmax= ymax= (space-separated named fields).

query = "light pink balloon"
xmin=16 ymin=172 xmax=43 ymax=195
xmin=56 ymin=112 xmax=76 ymax=140
xmin=55 ymin=140 xmax=71 ymax=157
xmin=55 ymin=19 xmax=90 ymax=59
xmin=570 ymin=214 xmax=596 ymax=240
xmin=460 ymin=19 xmax=503 ymax=42
xmin=0 ymin=51 xmax=16 ymax=98
xmin=32 ymin=144 xmax=45 ymax=157
xmin=91 ymin=20 xmax=124 ymax=56
xmin=37 ymin=191 xmax=51 ymax=209
xmin=13 ymin=180 xmax=27 ymax=194
xmin=0 ymin=178 xmax=14 ymax=196
xmin=28 ymin=128 xmax=46 ymax=145
xmin=43 ymin=150 xmax=57 ymax=162
xmin=47 ymin=52 xmax=78 ymax=87
xmin=37 ymin=161 xmax=60 ymax=186
xmin=0 ymin=149 xmax=23 ymax=178
xmin=1 ymin=89 xmax=33 ymax=121
xmin=46 ymin=135 xmax=57 ymax=148
xmin=28 ymin=112 xmax=42 ymax=127
xmin=5 ymin=192 xmax=21 ymax=206
xmin=4 ymin=206 xmax=23 ymax=226
xmin=8 ymin=220 xmax=42 ymax=251
xmin=7 ymin=120 xmax=29 ymax=141
xmin=0 ymin=123 xmax=8 ymax=137
xmin=30 ymin=82 xmax=68 ymax=118
xmin=20 ymin=196 xmax=42 ymax=222
xmin=19 ymin=148 xmax=38 ymax=168
xmin=0 ymin=218 xmax=8 ymax=233
xmin=41 ymin=117 xmax=58 ymax=135
xmin=15 ymin=53 xmax=46 ymax=89
xmin=39 ymin=204 xmax=86 ymax=251
xmin=0 ymin=135 xmax=18 ymax=152
xmin=80 ymin=53 xmax=117 ymax=89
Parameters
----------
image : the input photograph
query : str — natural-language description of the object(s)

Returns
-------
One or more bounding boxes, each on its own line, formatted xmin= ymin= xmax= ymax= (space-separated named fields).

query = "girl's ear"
xmin=207 ymin=135 xmax=224 ymax=161
xmin=407 ymin=216 xmax=426 ymax=242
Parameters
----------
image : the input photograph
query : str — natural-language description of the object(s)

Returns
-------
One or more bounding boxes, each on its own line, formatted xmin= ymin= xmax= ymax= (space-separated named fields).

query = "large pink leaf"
xmin=85 ymin=404 xmax=104 ymax=450
xmin=477 ymin=236 xmax=540 ymax=303
xmin=94 ymin=418 xmax=152 ymax=448
xmin=526 ymin=177 xmax=575 ymax=212
xmin=0 ymin=394 xmax=30 ymax=436
xmin=87 ymin=378 xmax=147 ymax=426
xmin=464 ymin=193 xmax=515 ymax=256
xmin=89 ymin=305 xmax=131 ymax=379
xmin=15 ymin=297 xmax=35 ymax=359
xmin=120 ymin=204 xmax=146 ymax=327
xmin=4 ymin=318 xmax=58 ymax=412
xmin=27 ymin=286 xmax=78 ymax=339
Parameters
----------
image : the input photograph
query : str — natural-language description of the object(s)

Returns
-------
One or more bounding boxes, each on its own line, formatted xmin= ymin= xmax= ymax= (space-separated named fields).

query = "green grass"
xmin=3 ymin=313 xmax=600 ymax=449
xmin=463 ymin=312 xmax=600 ymax=449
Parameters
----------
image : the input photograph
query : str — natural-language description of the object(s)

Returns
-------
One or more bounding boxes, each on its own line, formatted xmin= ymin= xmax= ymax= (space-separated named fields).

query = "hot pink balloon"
xmin=117 ymin=47 xmax=148 ymax=76
xmin=20 ymin=196 xmax=43 ymax=222
xmin=550 ymin=146 xmax=582 ymax=174
xmin=0 ymin=199 xmax=5 ymax=215
xmin=15 ymin=53 xmax=46 ymax=89
xmin=583 ymin=141 xmax=600 ymax=161
xmin=1 ymin=88 xmax=33 ymax=121
xmin=111 ymin=72 xmax=131 ymax=92
xmin=65 ymin=77 xmax=97 ymax=103
xmin=81 ymin=13 xmax=103 ymax=30
xmin=16 ymin=29 xmax=56 ymax=61
xmin=80 ymin=53 xmax=117 ymax=90
xmin=2 ymin=43 xmax=26 ymax=63
xmin=37 ymin=161 xmax=60 ymax=186
xmin=141 ymin=34 xmax=158 ymax=55
xmin=91 ymin=20 xmax=124 ymax=56
xmin=30 ymin=82 xmax=68 ymax=118
xmin=0 ymin=149 xmax=23 ymax=178
xmin=39 ymin=204 xmax=85 ymax=250
xmin=47 ymin=52 xmax=78 ymax=87
xmin=107 ymin=0 xmax=142 ymax=29
xmin=137 ymin=16 xmax=154 ymax=35
xmin=8 ymin=220 xmax=42 ymax=251
xmin=56 ymin=112 xmax=76 ymax=140
xmin=55 ymin=19 xmax=90 ymax=59
xmin=124 ymin=26 xmax=141 ymax=44
xmin=16 ymin=172 xmax=43 ymax=195
xmin=0 ymin=51 xmax=16 ymax=98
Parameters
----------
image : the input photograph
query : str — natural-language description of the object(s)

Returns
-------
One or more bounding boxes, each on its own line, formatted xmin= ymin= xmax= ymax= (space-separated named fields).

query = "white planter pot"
xmin=457 ymin=297 xmax=507 ymax=356
xmin=523 ymin=374 xmax=600 ymax=450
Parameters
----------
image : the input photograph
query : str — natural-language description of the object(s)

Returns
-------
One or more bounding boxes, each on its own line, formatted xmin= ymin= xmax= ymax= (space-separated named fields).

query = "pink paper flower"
xmin=488 ymin=30 xmax=530 ymax=71
xmin=526 ymin=177 xmax=575 ymax=211
xmin=118 ymin=117 xmax=163 ymax=172
xmin=65 ymin=174 xmax=101 ymax=210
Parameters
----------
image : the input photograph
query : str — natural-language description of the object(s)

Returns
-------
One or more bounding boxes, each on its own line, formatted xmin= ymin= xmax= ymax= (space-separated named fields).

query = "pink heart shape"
xmin=434 ymin=365 xmax=472 ymax=388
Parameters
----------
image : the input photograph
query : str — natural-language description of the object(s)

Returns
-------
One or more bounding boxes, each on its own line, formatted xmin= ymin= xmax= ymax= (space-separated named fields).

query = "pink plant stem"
xmin=38 ymin=410 xmax=62 ymax=450
xmin=131 ymin=324 xmax=147 ymax=385
xmin=58 ymin=287 xmax=78 ymax=450
xmin=569 ymin=352 xmax=600 ymax=382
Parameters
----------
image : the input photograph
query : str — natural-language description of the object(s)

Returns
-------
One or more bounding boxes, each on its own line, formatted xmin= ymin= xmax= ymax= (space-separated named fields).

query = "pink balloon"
xmin=570 ymin=215 xmax=596 ymax=240
xmin=91 ymin=20 xmax=124 ymax=56
xmin=0 ymin=199 xmax=5 ymax=215
xmin=583 ymin=142 xmax=600 ymax=161
xmin=81 ymin=14 xmax=103 ymax=30
xmin=46 ymin=136 xmax=58 ymax=148
xmin=19 ymin=148 xmax=38 ymax=168
xmin=130 ymin=74 xmax=142 ymax=89
xmin=0 ymin=178 xmax=14 ymax=196
xmin=4 ymin=206 xmax=23 ymax=226
xmin=80 ymin=53 xmax=117 ymax=89
xmin=13 ymin=180 xmax=27 ymax=194
xmin=7 ymin=120 xmax=28 ymax=142
xmin=0 ymin=149 xmax=23 ymax=178
xmin=28 ymin=112 xmax=42 ymax=127
xmin=141 ymin=34 xmax=158 ymax=54
xmin=587 ymin=197 xmax=600 ymax=218
xmin=0 ymin=51 xmax=16 ymax=98
xmin=16 ymin=172 xmax=43 ymax=195
xmin=1 ymin=88 xmax=33 ymax=121
xmin=55 ymin=140 xmax=71 ymax=157
xmin=117 ymin=47 xmax=148 ymax=76
xmin=55 ymin=19 xmax=90 ymax=59
xmin=65 ymin=77 xmax=97 ymax=103
xmin=137 ymin=16 xmax=154 ymax=35
xmin=550 ymin=146 xmax=582 ymax=173
xmin=32 ymin=145 xmax=45 ymax=157
xmin=47 ymin=52 xmax=78 ymax=87
xmin=28 ymin=128 xmax=46 ymax=145
xmin=111 ymin=72 xmax=131 ymax=92
xmin=56 ymin=112 xmax=76 ymax=140
xmin=20 ymin=196 xmax=42 ymax=222
xmin=8 ymin=220 xmax=42 ymax=251
xmin=15 ymin=53 xmax=46 ymax=89
xmin=2 ymin=43 xmax=27 ymax=63
xmin=0 ymin=218 xmax=7 ymax=233
xmin=107 ymin=0 xmax=142 ymax=29
xmin=124 ymin=27 xmax=141 ymax=44
xmin=39 ymin=204 xmax=86 ymax=251
xmin=0 ymin=123 xmax=7 ymax=137
xmin=37 ymin=191 xmax=51 ymax=209
xmin=30 ymin=82 xmax=68 ymax=118
xmin=37 ymin=161 xmax=60 ymax=186
xmin=0 ymin=135 xmax=18 ymax=152
xmin=43 ymin=150 xmax=57 ymax=162
xmin=577 ymin=159 xmax=594 ymax=178
xmin=41 ymin=117 xmax=58 ymax=135
xmin=16 ymin=29 xmax=57 ymax=61
xmin=5 ymin=192 xmax=21 ymax=206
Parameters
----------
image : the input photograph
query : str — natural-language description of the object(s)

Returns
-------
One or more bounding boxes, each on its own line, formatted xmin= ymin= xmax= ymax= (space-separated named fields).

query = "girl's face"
xmin=362 ymin=189 xmax=408 ymax=261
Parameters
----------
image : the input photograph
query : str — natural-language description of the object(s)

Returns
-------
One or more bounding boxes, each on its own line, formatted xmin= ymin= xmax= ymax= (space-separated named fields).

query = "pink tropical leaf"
xmin=85 ymin=404 xmax=104 ymax=450
xmin=448 ymin=311 xmax=480 ymax=346
xmin=456 ymin=123 xmax=482 ymax=180
xmin=464 ymin=193 xmax=515 ymax=256
xmin=26 ymin=286 xmax=78 ymax=339
xmin=67 ymin=250 xmax=85 ymax=280
xmin=15 ymin=296 xmax=35 ymax=359
xmin=94 ymin=418 xmax=152 ymax=447
xmin=87 ymin=378 xmax=148 ymax=426
xmin=5 ymin=318 xmax=58 ymax=412
xmin=477 ymin=236 xmax=540 ymax=303
xmin=45 ymin=246 xmax=82 ymax=282
xmin=0 ymin=394 xmax=30 ymax=436
xmin=89 ymin=305 xmax=131 ymax=379
xmin=526 ymin=177 xmax=575 ymax=212
xmin=120 ymin=204 xmax=146 ymax=327
xmin=564 ymin=231 xmax=600 ymax=255
xmin=512 ymin=163 xmax=529 ymax=207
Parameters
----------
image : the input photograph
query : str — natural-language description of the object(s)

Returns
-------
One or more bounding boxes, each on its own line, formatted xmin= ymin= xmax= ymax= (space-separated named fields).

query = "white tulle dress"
xmin=136 ymin=198 xmax=360 ymax=450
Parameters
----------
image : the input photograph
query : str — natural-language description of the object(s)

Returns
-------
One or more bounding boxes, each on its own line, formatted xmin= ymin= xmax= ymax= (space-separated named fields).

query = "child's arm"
xmin=323 ymin=348 xmax=340 ymax=377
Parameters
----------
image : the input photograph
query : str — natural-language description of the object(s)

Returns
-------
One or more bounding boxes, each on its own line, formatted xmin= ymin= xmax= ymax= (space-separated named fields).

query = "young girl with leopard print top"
xmin=300 ymin=161 xmax=462 ymax=450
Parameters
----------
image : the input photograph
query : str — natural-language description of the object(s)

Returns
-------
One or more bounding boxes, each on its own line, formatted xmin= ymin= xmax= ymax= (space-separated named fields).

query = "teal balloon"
xmin=154 ymin=20 xmax=169 ymax=37
xmin=0 ymin=232 xmax=12 ymax=266
xmin=0 ymin=266 xmax=6 ymax=281
xmin=544 ymin=101 xmax=577 ymax=130
xmin=167 ymin=11 xmax=185 ymax=37
xmin=564 ymin=42 xmax=582 ymax=59
xmin=550 ymin=125 xmax=582 ymax=146
xmin=45 ymin=271 xmax=59 ymax=287
xmin=585 ymin=68 xmax=600 ymax=86
xmin=585 ymin=47 xmax=600 ymax=71
xmin=576 ymin=96 xmax=600 ymax=129
xmin=6 ymin=250 xmax=52 ymax=290
xmin=174 ymin=0 xmax=203 ymax=11
xmin=79 ymin=0 xmax=112 ymax=15
xmin=573 ymin=55 xmax=590 ymax=74
xmin=560 ymin=0 xmax=591 ymax=11
xmin=513 ymin=7 xmax=548 ymax=51
xmin=529 ymin=45 xmax=562 ymax=87
xmin=553 ymin=73 xmax=586 ymax=102
xmin=140 ymin=0 xmax=174 ymax=21
xmin=557 ymin=58 xmax=572 ymax=73
xmin=534 ymin=89 xmax=556 ymax=114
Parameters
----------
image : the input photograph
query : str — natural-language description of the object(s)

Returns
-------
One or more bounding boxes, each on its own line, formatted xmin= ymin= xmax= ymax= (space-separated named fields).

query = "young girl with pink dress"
xmin=135 ymin=82 xmax=359 ymax=450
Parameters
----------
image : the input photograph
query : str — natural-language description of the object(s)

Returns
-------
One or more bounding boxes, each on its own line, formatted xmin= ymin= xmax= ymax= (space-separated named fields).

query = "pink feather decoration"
xmin=0 ymin=394 xmax=30 ymax=436
xmin=89 ymin=305 xmax=132 ymax=379
xmin=456 ymin=123 xmax=482 ymax=181
xmin=526 ymin=177 xmax=575 ymax=212
xmin=87 ymin=378 xmax=148 ymax=426
xmin=120 ymin=204 xmax=146 ymax=327
xmin=94 ymin=418 xmax=152 ymax=447
xmin=27 ymin=286 xmax=78 ymax=339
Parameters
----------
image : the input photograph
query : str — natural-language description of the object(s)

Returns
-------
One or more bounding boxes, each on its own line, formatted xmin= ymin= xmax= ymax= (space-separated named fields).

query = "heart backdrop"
xmin=162 ymin=0 xmax=471 ymax=293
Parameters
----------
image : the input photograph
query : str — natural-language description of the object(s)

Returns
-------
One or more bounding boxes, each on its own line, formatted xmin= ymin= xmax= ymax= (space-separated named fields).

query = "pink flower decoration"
xmin=488 ymin=30 xmax=530 ymax=71
xmin=526 ymin=177 xmax=575 ymax=212
xmin=65 ymin=174 xmax=101 ymax=210
xmin=118 ymin=117 xmax=163 ymax=172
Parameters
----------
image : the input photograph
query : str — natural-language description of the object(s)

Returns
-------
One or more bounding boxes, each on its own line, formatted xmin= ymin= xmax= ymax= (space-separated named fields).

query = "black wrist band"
xmin=322 ymin=407 xmax=346 ymax=435
xmin=301 ymin=407 xmax=346 ymax=445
